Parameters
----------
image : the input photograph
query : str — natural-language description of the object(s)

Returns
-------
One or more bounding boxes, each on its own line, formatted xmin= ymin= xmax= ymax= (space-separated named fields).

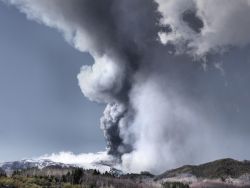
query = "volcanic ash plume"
xmin=4 ymin=0 xmax=250 ymax=173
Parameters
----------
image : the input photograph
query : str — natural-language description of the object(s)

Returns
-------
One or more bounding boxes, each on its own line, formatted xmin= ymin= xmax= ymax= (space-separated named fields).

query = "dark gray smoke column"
xmin=75 ymin=0 xmax=162 ymax=157
xmin=3 ymin=0 xmax=162 ymax=157
xmin=4 ymin=0 xmax=250 ymax=173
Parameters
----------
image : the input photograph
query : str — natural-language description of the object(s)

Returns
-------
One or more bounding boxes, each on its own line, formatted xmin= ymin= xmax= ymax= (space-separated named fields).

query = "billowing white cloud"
xmin=156 ymin=0 xmax=250 ymax=56
xmin=121 ymin=77 xmax=211 ymax=173
xmin=2 ymin=0 xmax=94 ymax=52
xmin=77 ymin=55 xmax=125 ymax=103
xmin=38 ymin=151 xmax=114 ymax=172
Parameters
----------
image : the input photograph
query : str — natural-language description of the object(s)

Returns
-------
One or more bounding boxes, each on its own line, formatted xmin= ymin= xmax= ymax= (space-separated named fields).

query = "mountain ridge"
xmin=0 ymin=158 xmax=122 ymax=177
xmin=156 ymin=158 xmax=250 ymax=180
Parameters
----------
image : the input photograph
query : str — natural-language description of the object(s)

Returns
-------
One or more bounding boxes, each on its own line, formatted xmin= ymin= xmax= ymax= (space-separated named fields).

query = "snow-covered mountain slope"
xmin=0 ymin=159 xmax=73 ymax=174
xmin=0 ymin=158 xmax=122 ymax=176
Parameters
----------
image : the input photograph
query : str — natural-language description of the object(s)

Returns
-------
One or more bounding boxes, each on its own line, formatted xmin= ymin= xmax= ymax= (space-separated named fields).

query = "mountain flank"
xmin=156 ymin=158 xmax=250 ymax=180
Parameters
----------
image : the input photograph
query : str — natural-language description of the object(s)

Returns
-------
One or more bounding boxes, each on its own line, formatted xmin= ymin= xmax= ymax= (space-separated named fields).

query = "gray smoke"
xmin=3 ymin=0 xmax=250 ymax=173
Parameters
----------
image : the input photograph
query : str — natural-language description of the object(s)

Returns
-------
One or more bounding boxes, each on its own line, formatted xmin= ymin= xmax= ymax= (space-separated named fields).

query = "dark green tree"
xmin=72 ymin=168 xmax=84 ymax=184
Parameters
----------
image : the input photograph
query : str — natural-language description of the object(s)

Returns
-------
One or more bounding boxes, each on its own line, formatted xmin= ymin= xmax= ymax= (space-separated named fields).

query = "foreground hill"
xmin=0 ymin=158 xmax=250 ymax=187
xmin=157 ymin=158 xmax=250 ymax=179
xmin=156 ymin=158 xmax=250 ymax=187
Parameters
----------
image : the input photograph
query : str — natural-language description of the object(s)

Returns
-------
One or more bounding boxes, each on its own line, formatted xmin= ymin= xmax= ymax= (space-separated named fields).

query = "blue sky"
xmin=0 ymin=2 xmax=105 ymax=162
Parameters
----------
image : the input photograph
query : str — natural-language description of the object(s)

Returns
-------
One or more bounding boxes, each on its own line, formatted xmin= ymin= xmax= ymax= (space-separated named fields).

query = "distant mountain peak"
xmin=0 ymin=159 xmax=74 ymax=175
xmin=0 ymin=158 xmax=123 ymax=176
